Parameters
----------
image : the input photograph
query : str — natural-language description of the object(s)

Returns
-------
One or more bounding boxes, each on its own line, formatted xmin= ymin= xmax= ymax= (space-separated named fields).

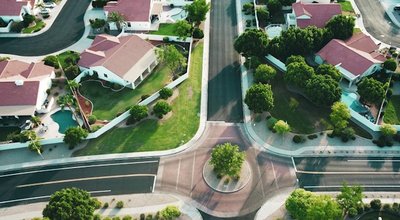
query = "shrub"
xmin=140 ymin=213 xmax=145 ymax=220
xmin=116 ymin=201 xmax=124 ymax=209
xmin=160 ymin=206 xmax=181 ymax=219
xmin=307 ymin=134 xmax=318 ymax=140
xmin=357 ymin=205 xmax=364 ymax=214
xmin=88 ymin=115 xmax=97 ymax=125
xmin=93 ymin=215 xmax=102 ymax=220
xmin=159 ymin=87 xmax=173 ymax=99
xmin=128 ymin=105 xmax=148 ymax=124
xmin=254 ymin=64 xmax=276 ymax=84
xmin=103 ymin=202 xmax=109 ymax=208
xmin=122 ymin=216 xmax=132 ymax=220
xmin=22 ymin=14 xmax=35 ymax=27
xmin=112 ymin=217 xmax=121 ymax=220
xmin=10 ymin=21 xmax=24 ymax=32
xmin=64 ymin=65 xmax=80 ymax=80
xmin=266 ymin=117 xmax=278 ymax=130
xmin=43 ymin=55 xmax=60 ymax=69
xmin=92 ymin=0 xmax=108 ymax=8
xmin=244 ymin=56 xmax=261 ymax=70
xmin=387 ymin=89 xmax=393 ymax=98
xmin=153 ymin=101 xmax=172 ymax=118
xmin=103 ymin=218 xmax=112 ymax=220
xmin=293 ymin=135 xmax=306 ymax=144
xmin=163 ymin=37 xmax=170 ymax=42
xmin=348 ymin=207 xmax=358 ymax=218
xmin=192 ymin=28 xmax=204 ymax=39
xmin=145 ymin=214 xmax=153 ymax=220
xmin=364 ymin=203 xmax=371 ymax=211
xmin=370 ymin=199 xmax=382 ymax=210
xmin=141 ymin=94 xmax=150 ymax=101
xmin=90 ymin=18 xmax=106 ymax=29
xmin=383 ymin=203 xmax=392 ymax=212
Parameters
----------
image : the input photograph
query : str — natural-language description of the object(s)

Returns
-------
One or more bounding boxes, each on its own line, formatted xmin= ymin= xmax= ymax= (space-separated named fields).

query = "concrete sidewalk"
xmin=0 ymin=194 xmax=202 ymax=220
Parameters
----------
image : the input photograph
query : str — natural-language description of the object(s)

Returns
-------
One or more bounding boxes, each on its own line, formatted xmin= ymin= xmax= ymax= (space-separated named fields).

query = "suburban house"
xmin=0 ymin=60 xmax=55 ymax=117
xmin=315 ymin=33 xmax=386 ymax=87
xmin=77 ymin=34 xmax=158 ymax=89
xmin=300 ymin=0 xmax=331 ymax=3
xmin=0 ymin=0 xmax=35 ymax=23
xmin=286 ymin=2 xmax=342 ymax=28
xmin=104 ymin=0 xmax=163 ymax=31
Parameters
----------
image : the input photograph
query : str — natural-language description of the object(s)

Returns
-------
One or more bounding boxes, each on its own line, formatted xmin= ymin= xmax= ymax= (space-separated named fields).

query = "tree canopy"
xmin=285 ymin=55 xmax=305 ymax=66
xmin=357 ymin=78 xmax=386 ymax=105
xmin=285 ymin=62 xmax=315 ymax=88
xmin=267 ymin=0 xmax=282 ymax=15
xmin=244 ymin=83 xmax=274 ymax=113
xmin=210 ymin=143 xmax=246 ymax=178
xmin=256 ymin=8 xmax=270 ymax=24
xmin=305 ymin=75 xmax=342 ymax=106
xmin=279 ymin=0 xmax=295 ymax=6
xmin=175 ymin=20 xmax=192 ymax=40
xmin=316 ymin=64 xmax=341 ymax=82
xmin=380 ymin=123 xmax=397 ymax=137
xmin=129 ymin=105 xmax=148 ymax=123
xmin=254 ymin=64 xmax=276 ymax=84
xmin=184 ymin=0 xmax=210 ymax=26
xmin=330 ymin=101 xmax=351 ymax=132
xmin=43 ymin=188 xmax=100 ymax=220
xmin=337 ymin=183 xmax=363 ymax=213
xmin=157 ymin=45 xmax=187 ymax=77
xmin=63 ymin=127 xmax=88 ymax=149
xmin=234 ymin=29 xmax=269 ymax=58
xmin=383 ymin=58 xmax=397 ymax=71
xmin=153 ymin=101 xmax=172 ymax=118
xmin=273 ymin=120 xmax=291 ymax=134
xmin=325 ymin=15 xmax=355 ymax=40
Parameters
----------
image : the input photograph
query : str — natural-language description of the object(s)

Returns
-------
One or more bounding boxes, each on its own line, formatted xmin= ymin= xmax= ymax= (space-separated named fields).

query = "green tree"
xmin=160 ymin=206 xmax=181 ymax=220
xmin=244 ymin=83 xmax=274 ymax=113
xmin=43 ymin=188 xmax=100 ymax=220
xmin=28 ymin=138 xmax=43 ymax=159
xmin=305 ymin=75 xmax=341 ymax=106
xmin=159 ymin=87 xmax=173 ymax=99
xmin=256 ymin=8 xmax=270 ymax=23
xmin=330 ymin=102 xmax=351 ymax=132
xmin=273 ymin=120 xmax=291 ymax=134
xmin=254 ymin=64 xmax=276 ymax=84
xmin=285 ymin=62 xmax=315 ymax=88
xmin=156 ymin=45 xmax=187 ymax=77
xmin=279 ymin=0 xmax=295 ymax=6
xmin=316 ymin=64 xmax=341 ymax=82
xmin=153 ymin=101 xmax=172 ymax=118
xmin=285 ymin=55 xmax=305 ymax=66
xmin=305 ymin=26 xmax=332 ymax=52
xmin=184 ymin=0 xmax=210 ymax=26
xmin=107 ymin=11 xmax=126 ymax=30
xmin=31 ymin=116 xmax=41 ymax=128
xmin=210 ymin=143 xmax=246 ymax=178
xmin=129 ymin=105 xmax=148 ymax=123
xmin=325 ymin=15 xmax=355 ymax=40
xmin=337 ymin=183 xmax=363 ymax=213
xmin=267 ymin=0 xmax=282 ymax=15
xmin=383 ymin=58 xmax=397 ymax=71
xmin=380 ymin=123 xmax=397 ymax=137
xmin=357 ymin=78 xmax=386 ymax=105
xmin=234 ymin=29 xmax=269 ymax=58
xmin=63 ymin=127 xmax=88 ymax=149
xmin=279 ymin=27 xmax=314 ymax=57
xmin=175 ymin=20 xmax=192 ymax=40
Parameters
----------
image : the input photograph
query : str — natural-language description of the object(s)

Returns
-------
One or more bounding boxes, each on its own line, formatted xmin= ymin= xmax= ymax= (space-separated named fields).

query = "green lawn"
xmin=0 ymin=127 xmax=20 ymax=142
xmin=80 ymin=65 xmax=172 ymax=120
xmin=56 ymin=51 xmax=80 ymax=70
xmin=339 ymin=1 xmax=355 ymax=14
xmin=149 ymin=23 xmax=179 ymax=36
xmin=384 ymin=96 xmax=400 ymax=124
xmin=22 ymin=20 xmax=45 ymax=33
xmin=353 ymin=28 xmax=362 ymax=34
xmin=75 ymin=43 xmax=203 ymax=155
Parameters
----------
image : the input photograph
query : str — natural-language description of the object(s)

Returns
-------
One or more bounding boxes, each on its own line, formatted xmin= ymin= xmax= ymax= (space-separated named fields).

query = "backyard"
xmin=56 ymin=50 xmax=80 ymax=70
xmin=383 ymin=95 xmax=400 ymax=124
xmin=74 ymin=42 xmax=203 ymax=155
xmin=149 ymin=23 xmax=179 ymax=36
xmin=79 ymin=65 xmax=172 ymax=120
xmin=338 ymin=0 xmax=355 ymax=15
xmin=0 ymin=127 xmax=20 ymax=142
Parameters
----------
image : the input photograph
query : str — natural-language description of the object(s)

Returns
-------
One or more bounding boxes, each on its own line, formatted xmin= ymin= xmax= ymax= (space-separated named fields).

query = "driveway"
xmin=207 ymin=0 xmax=244 ymax=122
xmin=0 ymin=0 xmax=91 ymax=56
xmin=354 ymin=0 xmax=400 ymax=47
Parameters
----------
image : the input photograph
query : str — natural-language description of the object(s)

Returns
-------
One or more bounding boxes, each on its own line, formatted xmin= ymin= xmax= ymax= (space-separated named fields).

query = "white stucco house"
xmin=0 ymin=0 xmax=35 ymax=23
xmin=77 ymin=34 xmax=158 ymax=89
xmin=0 ymin=60 xmax=55 ymax=117
xmin=104 ymin=0 xmax=163 ymax=31
xmin=315 ymin=33 xmax=387 ymax=87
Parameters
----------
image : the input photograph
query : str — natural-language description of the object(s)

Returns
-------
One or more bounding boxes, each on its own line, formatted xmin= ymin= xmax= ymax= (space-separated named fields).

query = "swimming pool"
xmin=171 ymin=8 xmax=187 ymax=21
xmin=50 ymin=110 xmax=78 ymax=134
xmin=341 ymin=92 xmax=368 ymax=113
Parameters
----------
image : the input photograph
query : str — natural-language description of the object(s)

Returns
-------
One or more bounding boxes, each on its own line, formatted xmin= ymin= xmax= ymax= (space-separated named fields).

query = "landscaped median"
xmin=74 ymin=42 xmax=203 ymax=155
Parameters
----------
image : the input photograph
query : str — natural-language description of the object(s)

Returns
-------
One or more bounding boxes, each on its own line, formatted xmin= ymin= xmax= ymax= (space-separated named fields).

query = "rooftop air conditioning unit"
xmin=15 ymin=80 xmax=24 ymax=86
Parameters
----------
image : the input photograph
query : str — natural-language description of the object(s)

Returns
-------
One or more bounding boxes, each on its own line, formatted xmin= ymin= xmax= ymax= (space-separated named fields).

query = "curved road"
xmin=0 ymin=0 xmax=90 ymax=56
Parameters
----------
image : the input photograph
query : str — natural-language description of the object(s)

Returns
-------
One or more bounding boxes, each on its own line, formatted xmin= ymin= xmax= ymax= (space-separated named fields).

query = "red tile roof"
xmin=0 ymin=60 xmax=54 ymax=80
xmin=78 ymin=34 xmax=155 ymax=78
xmin=104 ymin=0 xmax=151 ymax=22
xmin=0 ymin=81 xmax=39 ymax=106
xmin=317 ymin=33 xmax=386 ymax=76
xmin=0 ymin=0 xmax=31 ymax=16
xmin=292 ymin=2 xmax=342 ymax=28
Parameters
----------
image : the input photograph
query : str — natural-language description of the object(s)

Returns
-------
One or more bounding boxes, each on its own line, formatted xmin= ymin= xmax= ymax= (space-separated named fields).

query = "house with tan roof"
xmin=286 ymin=2 xmax=342 ymax=28
xmin=0 ymin=60 xmax=55 ymax=117
xmin=315 ymin=33 xmax=386 ymax=87
xmin=0 ymin=0 xmax=35 ymax=23
xmin=104 ymin=0 xmax=163 ymax=31
xmin=77 ymin=34 xmax=158 ymax=89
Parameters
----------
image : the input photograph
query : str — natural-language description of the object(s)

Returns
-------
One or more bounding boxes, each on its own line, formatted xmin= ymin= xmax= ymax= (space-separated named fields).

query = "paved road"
xmin=354 ymin=0 xmax=400 ymax=47
xmin=0 ymin=158 xmax=159 ymax=207
xmin=207 ymin=0 xmax=243 ymax=122
xmin=0 ymin=0 xmax=90 ymax=56
xmin=294 ymin=157 xmax=400 ymax=192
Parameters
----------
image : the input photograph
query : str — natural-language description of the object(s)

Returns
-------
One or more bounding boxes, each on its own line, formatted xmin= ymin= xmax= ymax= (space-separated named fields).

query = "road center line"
xmin=0 ymin=160 xmax=159 ymax=178
xmin=17 ymin=174 xmax=156 ymax=188
xmin=0 ymin=190 xmax=111 ymax=205
xmin=296 ymin=170 xmax=400 ymax=175
xmin=304 ymin=185 xmax=400 ymax=189
xmin=347 ymin=160 xmax=400 ymax=162
xmin=270 ymin=161 xmax=279 ymax=189
xmin=190 ymin=151 xmax=196 ymax=197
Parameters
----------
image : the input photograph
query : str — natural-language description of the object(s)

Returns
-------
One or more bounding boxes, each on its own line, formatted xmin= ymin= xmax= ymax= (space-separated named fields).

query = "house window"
xmin=104 ymin=73 xmax=108 ymax=78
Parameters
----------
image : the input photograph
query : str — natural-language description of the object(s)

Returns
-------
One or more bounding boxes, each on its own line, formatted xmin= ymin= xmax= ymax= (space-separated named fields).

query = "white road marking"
xmin=17 ymin=174 xmax=156 ymax=188
xmin=296 ymin=170 xmax=400 ymax=175
xmin=291 ymin=157 xmax=297 ymax=172
xmin=190 ymin=151 xmax=196 ymax=197
xmin=0 ymin=190 xmax=111 ymax=205
xmin=152 ymin=176 xmax=156 ymax=193
xmin=175 ymin=158 xmax=181 ymax=191
xmin=347 ymin=160 xmax=400 ymax=162
xmin=271 ymin=161 xmax=279 ymax=189
xmin=0 ymin=160 xmax=159 ymax=178
xmin=207 ymin=137 xmax=237 ymax=139
xmin=304 ymin=185 xmax=400 ymax=189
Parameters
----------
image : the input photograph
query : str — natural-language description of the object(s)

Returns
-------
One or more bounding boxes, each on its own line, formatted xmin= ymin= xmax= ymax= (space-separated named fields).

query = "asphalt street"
xmin=0 ymin=0 xmax=90 ymax=56
xmin=0 ymin=158 xmax=159 ymax=207
xmin=207 ymin=0 xmax=243 ymax=122
xmin=294 ymin=157 xmax=400 ymax=192
xmin=354 ymin=0 xmax=400 ymax=47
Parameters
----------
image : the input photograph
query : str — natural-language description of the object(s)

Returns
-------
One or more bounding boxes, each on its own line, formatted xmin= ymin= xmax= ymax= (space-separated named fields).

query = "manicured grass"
xmin=353 ymin=28 xmax=362 ymax=34
xmin=383 ymin=96 xmax=400 ymax=124
xmin=0 ymin=127 xmax=20 ymax=142
xmin=56 ymin=51 xmax=80 ymax=70
xmin=80 ymin=65 xmax=171 ymax=120
xmin=339 ymin=1 xmax=355 ymax=14
xmin=22 ymin=20 xmax=45 ymax=33
xmin=149 ymin=23 xmax=179 ymax=36
xmin=75 ymin=43 xmax=203 ymax=155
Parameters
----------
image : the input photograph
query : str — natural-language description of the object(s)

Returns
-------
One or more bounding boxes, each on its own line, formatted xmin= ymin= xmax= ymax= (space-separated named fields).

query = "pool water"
xmin=342 ymin=92 xmax=368 ymax=113
xmin=50 ymin=110 xmax=78 ymax=134
xmin=171 ymin=9 xmax=187 ymax=21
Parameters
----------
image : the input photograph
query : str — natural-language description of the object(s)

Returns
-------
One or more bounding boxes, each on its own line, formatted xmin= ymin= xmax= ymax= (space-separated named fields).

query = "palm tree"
xmin=57 ymin=93 xmax=81 ymax=126
xmin=107 ymin=11 xmax=126 ymax=31
xmin=67 ymin=80 xmax=80 ymax=91
xmin=28 ymin=138 xmax=44 ymax=159
xmin=31 ymin=116 xmax=41 ymax=128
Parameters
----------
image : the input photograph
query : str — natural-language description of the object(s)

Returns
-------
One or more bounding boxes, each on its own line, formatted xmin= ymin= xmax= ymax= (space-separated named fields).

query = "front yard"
xmin=79 ymin=65 xmax=171 ymax=120
xmin=22 ymin=19 xmax=45 ymax=33
xmin=75 ymin=43 xmax=203 ymax=155
xmin=384 ymin=95 xmax=400 ymax=124
xmin=339 ymin=0 xmax=355 ymax=16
